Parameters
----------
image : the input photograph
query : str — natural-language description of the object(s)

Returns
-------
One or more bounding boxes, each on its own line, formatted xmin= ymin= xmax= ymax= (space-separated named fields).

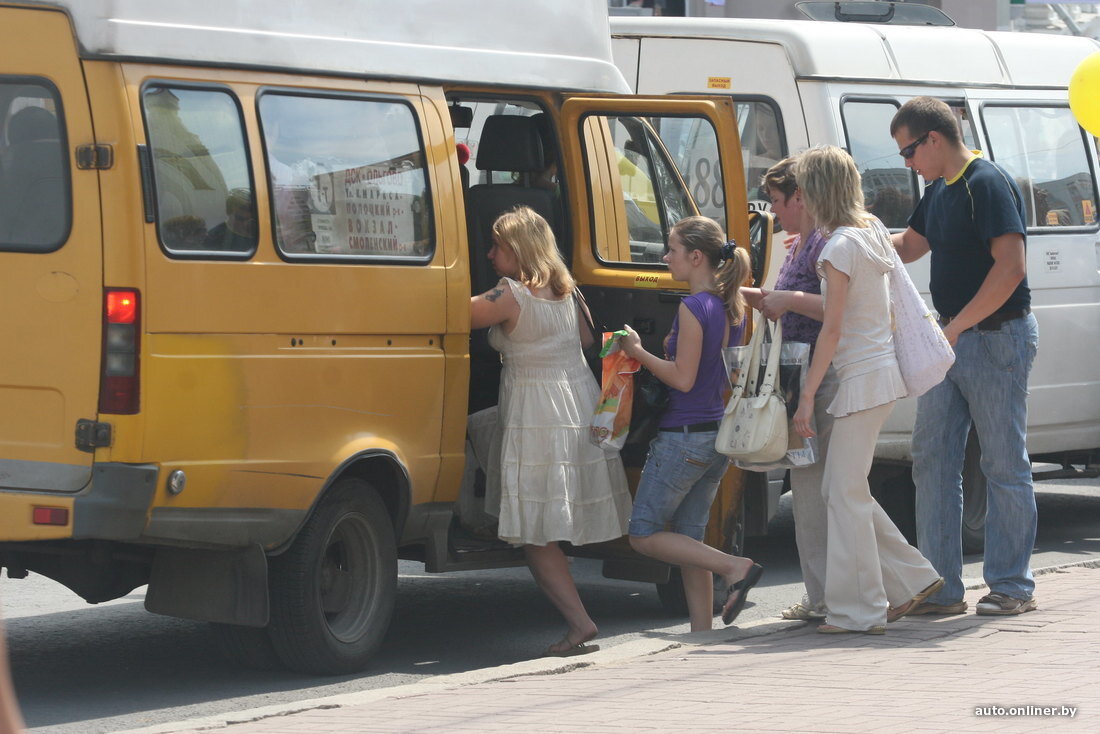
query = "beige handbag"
xmin=715 ymin=315 xmax=788 ymax=462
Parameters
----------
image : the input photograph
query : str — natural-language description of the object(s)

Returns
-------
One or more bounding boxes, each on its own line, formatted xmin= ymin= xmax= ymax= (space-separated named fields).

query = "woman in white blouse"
xmin=792 ymin=146 xmax=942 ymax=634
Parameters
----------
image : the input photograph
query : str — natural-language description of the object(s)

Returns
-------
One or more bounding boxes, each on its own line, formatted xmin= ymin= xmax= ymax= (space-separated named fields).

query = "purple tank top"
xmin=660 ymin=292 xmax=746 ymax=428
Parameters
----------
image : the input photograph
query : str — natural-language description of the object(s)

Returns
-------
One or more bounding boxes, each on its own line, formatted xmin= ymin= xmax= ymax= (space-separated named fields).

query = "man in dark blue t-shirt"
xmin=889 ymin=96 xmax=1039 ymax=618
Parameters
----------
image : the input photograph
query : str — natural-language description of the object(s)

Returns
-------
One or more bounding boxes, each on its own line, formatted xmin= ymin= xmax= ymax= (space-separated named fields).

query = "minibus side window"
xmin=589 ymin=114 xmax=700 ymax=264
xmin=0 ymin=80 xmax=69 ymax=252
xmin=840 ymin=99 xmax=917 ymax=231
xmin=258 ymin=93 xmax=433 ymax=261
xmin=143 ymin=86 xmax=257 ymax=257
xmin=982 ymin=105 xmax=1099 ymax=230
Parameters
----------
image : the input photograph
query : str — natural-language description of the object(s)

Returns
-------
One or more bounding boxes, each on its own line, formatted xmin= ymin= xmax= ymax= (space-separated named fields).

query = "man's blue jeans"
xmin=912 ymin=313 xmax=1039 ymax=604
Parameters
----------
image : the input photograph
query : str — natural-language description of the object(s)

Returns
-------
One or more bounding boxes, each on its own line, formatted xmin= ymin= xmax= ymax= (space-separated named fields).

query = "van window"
xmin=982 ymin=105 xmax=1099 ymax=229
xmin=841 ymin=99 xmax=916 ymax=230
xmin=592 ymin=114 xmax=701 ymax=264
xmin=658 ymin=117 xmax=723 ymax=228
xmin=662 ymin=99 xmax=783 ymax=222
xmin=735 ymin=100 xmax=784 ymax=206
xmin=457 ymin=101 xmax=558 ymax=187
xmin=143 ymin=86 xmax=257 ymax=256
xmin=0 ymin=80 xmax=69 ymax=252
xmin=259 ymin=92 xmax=433 ymax=260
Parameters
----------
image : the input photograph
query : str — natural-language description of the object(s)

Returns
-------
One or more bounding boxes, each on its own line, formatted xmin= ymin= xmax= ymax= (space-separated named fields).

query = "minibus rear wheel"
xmin=267 ymin=479 xmax=397 ymax=675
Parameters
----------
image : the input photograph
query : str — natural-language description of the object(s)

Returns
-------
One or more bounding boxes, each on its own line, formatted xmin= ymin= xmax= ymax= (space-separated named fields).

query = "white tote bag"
xmin=879 ymin=222 xmax=955 ymax=397
xmin=715 ymin=315 xmax=788 ymax=463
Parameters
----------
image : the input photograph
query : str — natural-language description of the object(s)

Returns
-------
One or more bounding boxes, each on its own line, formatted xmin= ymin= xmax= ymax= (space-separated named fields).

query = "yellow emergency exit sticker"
xmin=1083 ymin=199 xmax=1095 ymax=225
xmin=708 ymin=77 xmax=731 ymax=90
xmin=634 ymin=274 xmax=662 ymax=288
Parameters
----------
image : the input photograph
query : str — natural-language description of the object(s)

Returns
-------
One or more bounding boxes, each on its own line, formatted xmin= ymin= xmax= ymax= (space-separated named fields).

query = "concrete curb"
xmin=115 ymin=557 xmax=1100 ymax=734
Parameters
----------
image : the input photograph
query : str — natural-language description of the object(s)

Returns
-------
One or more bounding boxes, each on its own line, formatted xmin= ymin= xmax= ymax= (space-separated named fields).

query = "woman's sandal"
xmin=544 ymin=633 xmax=600 ymax=658
xmin=721 ymin=563 xmax=764 ymax=625
xmin=887 ymin=577 xmax=945 ymax=623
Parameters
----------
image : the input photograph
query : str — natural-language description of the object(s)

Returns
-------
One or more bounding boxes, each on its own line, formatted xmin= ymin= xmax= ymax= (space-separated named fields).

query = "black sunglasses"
xmin=899 ymin=132 xmax=930 ymax=160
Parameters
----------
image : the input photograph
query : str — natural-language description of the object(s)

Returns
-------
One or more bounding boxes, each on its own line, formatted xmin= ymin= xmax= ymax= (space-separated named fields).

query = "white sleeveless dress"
xmin=486 ymin=278 xmax=631 ymax=546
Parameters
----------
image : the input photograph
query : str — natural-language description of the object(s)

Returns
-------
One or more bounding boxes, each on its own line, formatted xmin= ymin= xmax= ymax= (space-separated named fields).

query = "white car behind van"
xmin=612 ymin=13 xmax=1100 ymax=551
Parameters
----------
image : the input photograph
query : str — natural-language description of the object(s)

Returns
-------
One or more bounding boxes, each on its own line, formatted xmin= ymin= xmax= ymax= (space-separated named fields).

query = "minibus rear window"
xmin=142 ymin=85 xmax=257 ymax=258
xmin=982 ymin=104 xmax=1099 ymax=230
xmin=258 ymin=92 xmax=433 ymax=262
xmin=0 ymin=80 xmax=69 ymax=253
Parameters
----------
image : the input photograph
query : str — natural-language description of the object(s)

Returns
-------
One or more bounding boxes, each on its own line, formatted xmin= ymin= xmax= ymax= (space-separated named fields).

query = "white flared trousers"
xmin=822 ymin=401 xmax=940 ymax=630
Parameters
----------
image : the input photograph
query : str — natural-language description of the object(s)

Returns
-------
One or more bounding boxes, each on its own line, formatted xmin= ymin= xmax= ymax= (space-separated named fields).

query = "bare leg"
xmin=630 ymin=531 xmax=754 ymax=631
xmin=524 ymin=543 xmax=598 ymax=652
xmin=679 ymin=566 xmax=715 ymax=632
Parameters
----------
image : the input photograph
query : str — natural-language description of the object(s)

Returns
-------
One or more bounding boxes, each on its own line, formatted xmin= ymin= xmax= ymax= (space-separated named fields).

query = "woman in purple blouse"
xmin=741 ymin=156 xmax=834 ymax=624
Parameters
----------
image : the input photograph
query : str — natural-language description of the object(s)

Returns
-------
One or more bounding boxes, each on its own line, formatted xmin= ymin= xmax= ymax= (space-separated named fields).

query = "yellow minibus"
xmin=0 ymin=0 xmax=761 ymax=674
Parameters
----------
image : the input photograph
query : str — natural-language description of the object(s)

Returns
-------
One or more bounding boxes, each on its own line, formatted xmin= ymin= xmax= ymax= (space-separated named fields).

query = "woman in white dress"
xmin=471 ymin=206 xmax=631 ymax=657
xmin=792 ymin=146 xmax=942 ymax=634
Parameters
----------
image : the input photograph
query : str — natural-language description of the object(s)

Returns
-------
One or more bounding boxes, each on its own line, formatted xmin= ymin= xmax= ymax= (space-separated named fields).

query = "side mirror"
xmin=747 ymin=209 xmax=773 ymax=288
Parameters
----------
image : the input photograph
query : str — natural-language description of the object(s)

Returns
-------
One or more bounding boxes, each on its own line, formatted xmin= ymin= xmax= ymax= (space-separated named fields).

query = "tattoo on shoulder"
xmin=484 ymin=287 xmax=505 ymax=303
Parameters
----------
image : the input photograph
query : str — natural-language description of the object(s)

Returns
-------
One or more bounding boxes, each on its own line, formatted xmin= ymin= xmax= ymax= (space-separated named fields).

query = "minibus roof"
xmin=611 ymin=16 xmax=1100 ymax=89
xmin=27 ymin=0 xmax=630 ymax=93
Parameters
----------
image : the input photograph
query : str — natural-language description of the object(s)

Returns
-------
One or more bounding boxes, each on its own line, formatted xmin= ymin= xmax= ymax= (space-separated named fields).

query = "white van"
xmin=612 ymin=14 xmax=1100 ymax=550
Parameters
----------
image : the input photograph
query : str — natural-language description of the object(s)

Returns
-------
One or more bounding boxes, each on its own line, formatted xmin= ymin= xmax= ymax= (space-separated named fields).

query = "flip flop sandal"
xmin=544 ymin=641 xmax=600 ymax=658
xmin=887 ymin=577 xmax=945 ymax=623
xmin=721 ymin=563 xmax=764 ymax=625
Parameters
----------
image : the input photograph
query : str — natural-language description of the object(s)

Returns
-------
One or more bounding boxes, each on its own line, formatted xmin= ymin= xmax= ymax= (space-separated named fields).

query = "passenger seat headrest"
xmin=475 ymin=115 xmax=545 ymax=173
xmin=8 ymin=106 xmax=59 ymax=145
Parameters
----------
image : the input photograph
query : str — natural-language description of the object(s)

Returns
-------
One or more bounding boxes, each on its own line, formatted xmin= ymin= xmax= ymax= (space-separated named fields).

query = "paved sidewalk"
xmin=131 ymin=565 xmax=1098 ymax=734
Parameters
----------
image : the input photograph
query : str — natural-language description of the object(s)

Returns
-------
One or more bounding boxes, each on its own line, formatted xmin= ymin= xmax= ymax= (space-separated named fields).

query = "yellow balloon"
xmin=1069 ymin=51 xmax=1100 ymax=138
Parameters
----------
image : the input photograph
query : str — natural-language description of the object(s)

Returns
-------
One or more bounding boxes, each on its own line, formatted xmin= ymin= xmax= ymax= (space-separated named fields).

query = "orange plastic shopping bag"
xmin=589 ymin=331 xmax=641 ymax=450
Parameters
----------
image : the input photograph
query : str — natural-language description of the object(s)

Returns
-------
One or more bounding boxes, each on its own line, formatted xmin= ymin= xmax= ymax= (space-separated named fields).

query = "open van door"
xmin=0 ymin=7 xmax=102 ymax=506
xmin=559 ymin=95 xmax=753 ymax=571
xmin=561 ymin=95 xmax=750 ymax=285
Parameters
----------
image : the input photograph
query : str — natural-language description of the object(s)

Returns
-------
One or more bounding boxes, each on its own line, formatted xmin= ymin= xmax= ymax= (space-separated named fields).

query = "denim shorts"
xmin=628 ymin=429 xmax=729 ymax=541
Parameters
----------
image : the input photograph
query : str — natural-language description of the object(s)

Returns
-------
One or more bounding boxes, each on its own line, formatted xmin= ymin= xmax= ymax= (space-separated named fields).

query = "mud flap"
xmin=145 ymin=543 xmax=269 ymax=627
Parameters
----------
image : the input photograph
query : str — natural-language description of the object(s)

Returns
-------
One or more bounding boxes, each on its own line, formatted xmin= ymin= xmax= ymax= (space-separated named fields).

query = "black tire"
xmin=961 ymin=430 xmax=987 ymax=555
xmin=655 ymin=567 xmax=689 ymax=617
xmin=211 ymin=623 xmax=281 ymax=671
xmin=267 ymin=480 xmax=397 ymax=675
xmin=655 ymin=567 xmax=726 ymax=616
xmin=869 ymin=464 xmax=917 ymax=545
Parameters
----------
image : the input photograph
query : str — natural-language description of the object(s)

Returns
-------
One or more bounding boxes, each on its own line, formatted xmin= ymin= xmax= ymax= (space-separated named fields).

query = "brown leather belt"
xmin=940 ymin=308 xmax=1030 ymax=332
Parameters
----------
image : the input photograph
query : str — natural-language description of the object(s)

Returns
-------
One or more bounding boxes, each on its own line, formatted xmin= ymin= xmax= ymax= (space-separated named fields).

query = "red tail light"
xmin=32 ymin=507 xmax=70 ymax=526
xmin=99 ymin=288 xmax=140 ymax=414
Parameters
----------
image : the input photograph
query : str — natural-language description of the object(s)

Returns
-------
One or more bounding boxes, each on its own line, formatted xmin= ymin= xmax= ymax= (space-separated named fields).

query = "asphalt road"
xmin=3 ymin=477 xmax=1099 ymax=734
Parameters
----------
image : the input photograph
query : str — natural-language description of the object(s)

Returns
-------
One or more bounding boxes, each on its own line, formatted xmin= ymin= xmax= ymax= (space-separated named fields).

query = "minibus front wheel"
xmin=267 ymin=479 xmax=398 ymax=675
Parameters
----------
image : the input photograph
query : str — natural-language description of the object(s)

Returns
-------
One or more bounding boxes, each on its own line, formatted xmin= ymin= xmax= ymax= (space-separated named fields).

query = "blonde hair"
xmin=670 ymin=216 xmax=749 ymax=324
xmin=491 ymin=206 xmax=574 ymax=296
xmin=794 ymin=146 xmax=868 ymax=233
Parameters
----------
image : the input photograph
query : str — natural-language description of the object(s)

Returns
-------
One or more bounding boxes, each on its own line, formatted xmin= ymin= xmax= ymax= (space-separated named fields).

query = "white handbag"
xmin=878 ymin=222 xmax=955 ymax=397
xmin=715 ymin=314 xmax=788 ymax=462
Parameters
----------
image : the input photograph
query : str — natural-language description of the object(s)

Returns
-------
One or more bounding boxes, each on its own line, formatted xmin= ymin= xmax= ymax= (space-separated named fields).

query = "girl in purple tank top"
xmin=620 ymin=216 xmax=763 ymax=632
